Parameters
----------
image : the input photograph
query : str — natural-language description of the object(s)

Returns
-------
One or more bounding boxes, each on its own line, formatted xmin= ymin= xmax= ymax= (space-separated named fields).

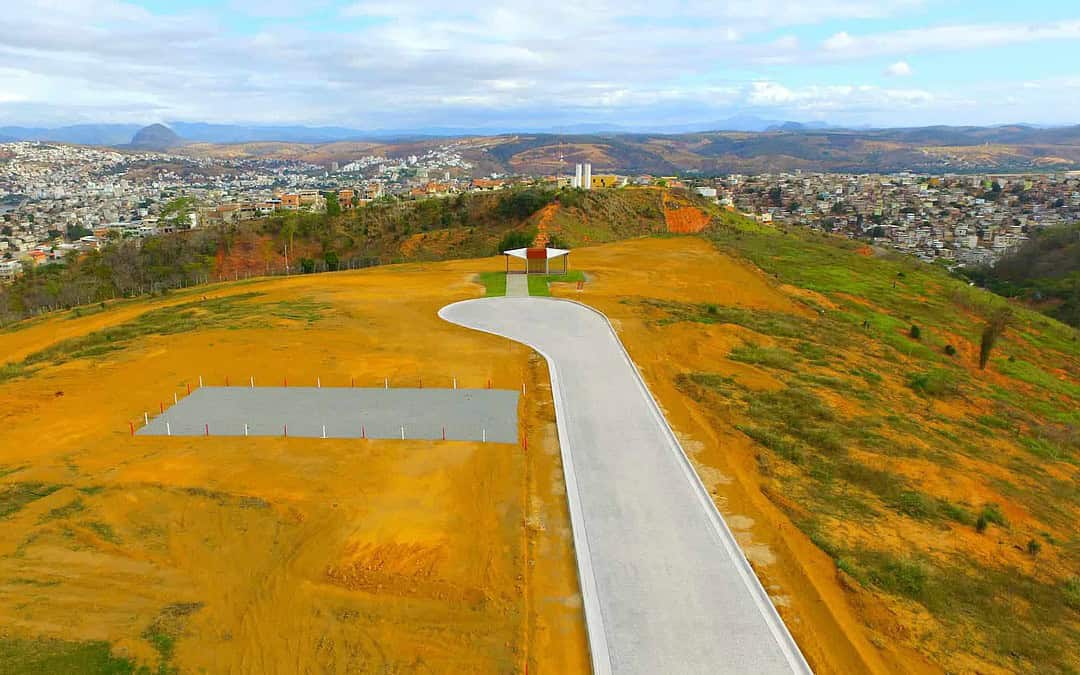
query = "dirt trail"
xmin=0 ymin=258 xmax=587 ymax=673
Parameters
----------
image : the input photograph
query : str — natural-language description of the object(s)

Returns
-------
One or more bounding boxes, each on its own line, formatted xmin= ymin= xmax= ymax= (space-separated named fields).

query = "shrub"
xmin=907 ymin=368 xmax=960 ymax=397
xmin=909 ymin=324 xmax=921 ymax=339
xmin=944 ymin=344 xmax=957 ymax=356
xmin=496 ymin=229 xmax=536 ymax=253
xmin=1027 ymin=539 xmax=1042 ymax=556
xmin=977 ymin=504 xmax=1007 ymax=531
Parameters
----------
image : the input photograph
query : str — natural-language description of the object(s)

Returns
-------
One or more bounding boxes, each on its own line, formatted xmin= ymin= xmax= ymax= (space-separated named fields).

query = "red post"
xmin=225 ymin=375 xmax=229 ymax=387
xmin=159 ymin=401 xmax=164 ymax=414
xmin=361 ymin=424 xmax=366 ymax=439
xmin=487 ymin=378 xmax=492 ymax=389
xmin=442 ymin=426 xmax=446 ymax=441
xmin=284 ymin=376 xmax=288 ymax=387
xmin=129 ymin=421 xmax=135 ymax=436
xmin=523 ymin=434 xmax=528 ymax=452
xmin=351 ymin=377 xmax=355 ymax=388
xmin=205 ymin=423 xmax=209 ymax=437
xmin=284 ymin=424 xmax=288 ymax=438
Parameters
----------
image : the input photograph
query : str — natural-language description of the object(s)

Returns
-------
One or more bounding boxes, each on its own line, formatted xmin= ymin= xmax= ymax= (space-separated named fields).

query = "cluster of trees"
xmin=961 ymin=223 xmax=1080 ymax=327
xmin=0 ymin=230 xmax=220 ymax=326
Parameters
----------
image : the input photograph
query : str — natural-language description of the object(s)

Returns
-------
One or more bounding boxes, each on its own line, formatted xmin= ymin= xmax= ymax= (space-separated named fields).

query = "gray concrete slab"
xmin=137 ymin=387 xmax=518 ymax=443
xmin=440 ymin=297 xmax=811 ymax=675
xmin=505 ymin=273 xmax=528 ymax=297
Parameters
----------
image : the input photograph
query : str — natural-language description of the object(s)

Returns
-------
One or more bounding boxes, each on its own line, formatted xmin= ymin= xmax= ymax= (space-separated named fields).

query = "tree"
xmin=324 ymin=192 xmax=341 ymax=217
xmin=496 ymin=229 xmax=536 ymax=253
xmin=768 ymin=187 xmax=782 ymax=207
xmin=66 ymin=225 xmax=93 ymax=241
xmin=979 ymin=308 xmax=1011 ymax=369
xmin=299 ymin=257 xmax=316 ymax=274
xmin=324 ymin=250 xmax=339 ymax=271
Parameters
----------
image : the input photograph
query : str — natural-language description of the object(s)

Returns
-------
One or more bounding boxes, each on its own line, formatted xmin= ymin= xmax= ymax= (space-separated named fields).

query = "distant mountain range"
xmin=0 ymin=116 xmax=861 ymax=146
xmin=3 ymin=121 xmax=1080 ymax=174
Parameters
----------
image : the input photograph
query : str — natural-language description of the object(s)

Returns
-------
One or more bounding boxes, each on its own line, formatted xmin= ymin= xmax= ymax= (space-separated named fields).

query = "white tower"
xmin=583 ymin=163 xmax=592 ymax=190
xmin=574 ymin=163 xmax=582 ymax=188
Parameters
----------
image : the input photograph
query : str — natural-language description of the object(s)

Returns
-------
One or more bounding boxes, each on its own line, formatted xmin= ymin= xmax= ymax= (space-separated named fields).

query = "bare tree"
xmin=979 ymin=307 xmax=1012 ymax=370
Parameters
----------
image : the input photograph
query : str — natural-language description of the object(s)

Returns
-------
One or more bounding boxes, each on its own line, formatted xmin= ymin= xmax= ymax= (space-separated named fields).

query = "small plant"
xmin=1026 ymin=539 xmax=1042 ymax=556
xmin=944 ymin=344 xmax=957 ymax=356
xmin=705 ymin=303 xmax=718 ymax=315
xmin=976 ymin=503 xmax=1007 ymax=532
xmin=909 ymin=324 xmax=921 ymax=340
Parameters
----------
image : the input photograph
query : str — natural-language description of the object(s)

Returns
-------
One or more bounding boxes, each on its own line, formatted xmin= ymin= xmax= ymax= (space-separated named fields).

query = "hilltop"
xmin=0 ymin=215 xmax=1076 ymax=673
xmin=128 ymin=124 xmax=182 ymax=150
xmin=0 ymin=186 xmax=712 ymax=323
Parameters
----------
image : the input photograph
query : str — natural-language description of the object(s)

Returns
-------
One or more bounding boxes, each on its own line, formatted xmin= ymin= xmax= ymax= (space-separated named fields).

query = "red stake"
xmin=351 ymin=377 xmax=355 ymax=388
xmin=159 ymin=401 xmax=164 ymax=414
xmin=442 ymin=426 xmax=446 ymax=441
xmin=419 ymin=375 xmax=423 ymax=389
xmin=225 ymin=375 xmax=229 ymax=387
xmin=205 ymin=423 xmax=209 ymax=437
xmin=361 ymin=424 xmax=366 ymax=439
xmin=284 ymin=424 xmax=288 ymax=438
xmin=487 ymin=378 xmax=492 ymax=389
xmin=129 ymin=421 xmax=135 ymax=436
xmin=523 ymin=434 xmax=528 ymax=452
xmin=284 ymin=376 xmax=288 ymax=387
xmin=186 ymin=382 xmax=191 ymax=395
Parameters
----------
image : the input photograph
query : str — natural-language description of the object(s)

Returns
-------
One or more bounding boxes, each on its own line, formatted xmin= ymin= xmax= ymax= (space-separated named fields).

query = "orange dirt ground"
xmin=553 ymin=237 xmax=939 ymax=675
xmin=0 ymin=260 xmax=587 ymax=673
xmin=662 ymin=192 xmax=711 ymax=233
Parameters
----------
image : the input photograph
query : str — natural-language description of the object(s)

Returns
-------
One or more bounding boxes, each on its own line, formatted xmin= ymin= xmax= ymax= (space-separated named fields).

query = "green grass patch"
xmin=39 ymin=497 xmax=85 ymax=523
xmin=0 ymin=638 xmax=140 ymax=674
xmin=475 ymin=271 xmax=507 ymax=297
xmin=21 ymin=293 xmax=329 ymax=370
xmin=728 ymin=343 xmax=797 ymax=370
xmin=0 ymin=482 xmax=63 ymax=519
xmin=142 ymin=602 xmax=203 ymax=673
xmin=907 ymin=368 xmax=962 ymax=397
xmin=526 ymin=270 xmax=585 ymax=297
xmin=84 ymin=520 xmax=120 ymax=543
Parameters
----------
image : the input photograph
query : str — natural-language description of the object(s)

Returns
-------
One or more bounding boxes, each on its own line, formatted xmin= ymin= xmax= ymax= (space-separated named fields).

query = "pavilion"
xmin=502 ymin=246 xmax=570 ymax=275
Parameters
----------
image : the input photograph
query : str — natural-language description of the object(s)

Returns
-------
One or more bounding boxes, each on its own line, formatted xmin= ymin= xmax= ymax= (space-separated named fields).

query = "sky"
xmin=1 ymin=0 xmax=1079 ymax=130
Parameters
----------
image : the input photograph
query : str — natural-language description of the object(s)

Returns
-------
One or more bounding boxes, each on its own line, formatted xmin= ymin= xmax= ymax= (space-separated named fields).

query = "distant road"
xmin=439 ymin=297 xmax=811 ymax=675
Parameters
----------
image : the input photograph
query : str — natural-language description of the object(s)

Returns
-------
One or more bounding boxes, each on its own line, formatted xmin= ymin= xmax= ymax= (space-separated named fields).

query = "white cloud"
xmin=821 ymin=20 xmax=1080 ymax=57
xmin=885 ymin=61 xmax=913 ymax=77
xmin=823 ymin=31 xmax=854 ymax=50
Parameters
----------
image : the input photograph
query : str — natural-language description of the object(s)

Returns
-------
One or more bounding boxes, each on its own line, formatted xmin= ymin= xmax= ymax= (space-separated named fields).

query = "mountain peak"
xmin=130 ymin=123 xmax=181 ymax=150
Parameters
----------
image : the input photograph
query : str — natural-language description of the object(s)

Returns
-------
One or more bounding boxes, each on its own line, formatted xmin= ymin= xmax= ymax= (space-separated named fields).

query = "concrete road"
xmin=505 ymin=273 xmax=529 ymax=297
xmin=440 ymin=297 xmax=811 ymax=675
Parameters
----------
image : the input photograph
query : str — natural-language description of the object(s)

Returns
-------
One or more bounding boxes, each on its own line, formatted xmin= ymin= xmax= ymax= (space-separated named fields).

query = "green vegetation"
xmin=475 ymin=271 xmax=507 ymax=297
xmin=652 ymin=215 xmax=1080 ymax=672
xmin=527 ymin=270 xmax=585 ymax=297
xmin=1 ymin=186 xmax=673 ymax=327
xmin=39 ymin=497 xmax=85 ymax=523
xmin=0 ymin=638 xmax=140 ymax=674
xmin=728 ymin=343 xmax=796 ymax=370
xmin=2 ymin=293 xmax=328 ymax=380
xmin=141 ymin=602 xmax=203 ymax=674
xmin=960 ymin=223 xmax=1080 ymax=328
xmin=0 ymin=482 xmax=63 ymax=519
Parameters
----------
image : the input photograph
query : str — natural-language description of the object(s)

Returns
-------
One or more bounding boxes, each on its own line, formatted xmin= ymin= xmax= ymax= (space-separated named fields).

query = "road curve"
xmin=439 ymin=297 xmax=811 ymax=675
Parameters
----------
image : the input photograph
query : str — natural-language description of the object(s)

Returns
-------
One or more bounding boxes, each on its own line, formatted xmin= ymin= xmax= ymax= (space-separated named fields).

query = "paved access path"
xmin=505 ymin=272 xmax=529 ymax=297
xmin=439 ymin=297 xmax=811 ymax=675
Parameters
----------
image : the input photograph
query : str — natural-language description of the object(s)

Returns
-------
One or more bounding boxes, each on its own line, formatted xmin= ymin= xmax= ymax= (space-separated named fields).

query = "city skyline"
xmin=2 ymin=0 xmax=1080 ymax=130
